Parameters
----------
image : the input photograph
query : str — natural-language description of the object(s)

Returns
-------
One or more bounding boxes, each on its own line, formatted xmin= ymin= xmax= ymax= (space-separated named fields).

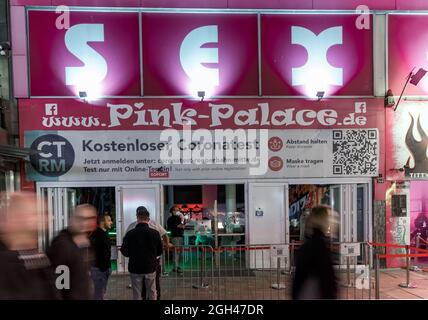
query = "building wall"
xmin=13 ymin=2 xmax=428 ymax=265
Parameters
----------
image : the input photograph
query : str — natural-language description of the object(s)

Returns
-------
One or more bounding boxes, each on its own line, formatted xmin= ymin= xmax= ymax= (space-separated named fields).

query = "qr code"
xmin=332 ymin=129 xmax=378 ymax=175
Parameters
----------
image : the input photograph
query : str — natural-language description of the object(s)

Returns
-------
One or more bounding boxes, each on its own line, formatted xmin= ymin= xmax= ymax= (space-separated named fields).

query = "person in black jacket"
xmin=292 ymin=205 xmax=338 ymax=300
xmin=47 ymin=204 xmax=97 ymax=300
xmin=0 ymin=192 xmax=59 ymax=300
xmin=121 ymin=206 xmax=163 ymax=300
xmin=167 ymin=206 xmax=185 ymax=273
xmin=89 ymin=214 xmax=113 ymax=300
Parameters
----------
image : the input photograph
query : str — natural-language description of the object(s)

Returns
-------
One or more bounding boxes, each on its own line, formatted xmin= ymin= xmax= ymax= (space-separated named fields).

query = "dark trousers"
xmin=90 ymin=267 xmax=111 ymax=300
xmin=142 ymin=258 xmax=161 ymax=300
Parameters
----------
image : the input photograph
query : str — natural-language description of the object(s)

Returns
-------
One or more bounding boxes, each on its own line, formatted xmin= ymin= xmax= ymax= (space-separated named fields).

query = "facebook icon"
xmin=45 ymin=104 xmax=58 ymax=116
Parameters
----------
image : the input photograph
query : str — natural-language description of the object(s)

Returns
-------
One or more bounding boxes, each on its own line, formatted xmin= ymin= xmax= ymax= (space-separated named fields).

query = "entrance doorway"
xmin=288 ymin=184 xmax=370 ymax=244
xmin=161 ymin=184 xmax=245 ymax=271
xmin=38 ymin=180 xmax=371 ymax=272
xmin=162 ymin=184 xmax=245 ymax=241
xmin=39 ymin=186 xmax=118 ymax=269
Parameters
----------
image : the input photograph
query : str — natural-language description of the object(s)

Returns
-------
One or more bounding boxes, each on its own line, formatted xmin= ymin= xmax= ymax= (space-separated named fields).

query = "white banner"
xmin=25 ymin=129 xmax=378 ymax=181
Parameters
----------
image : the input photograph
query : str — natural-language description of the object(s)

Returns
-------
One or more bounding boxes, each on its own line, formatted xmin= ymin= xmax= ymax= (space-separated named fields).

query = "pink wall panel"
xmin=28 ymin=11 xmax=141 ymax=96
xmin=10 ymin=6 xmax=26 ymax=55
xmin=227 ymin=0 xmax=311 ymax=9
xmin=11 ymin=6 xmax=29 ymax=98
xmin=396 ymin=0 xmax=428 ymax=10
xmin=10 ymin=0 xmax=428 ymax=10
xmin=313 ymin=0 xmax=396 ymax=10
xmin=140 ymin=0 xmax=227 ymax=8
xmin=51 ymin=0 xmax=140 ymax=6
xmin=12 ymin=55 xmax=29 ymax=98
xmin=11 ymin=0 xmax=52 ymax=5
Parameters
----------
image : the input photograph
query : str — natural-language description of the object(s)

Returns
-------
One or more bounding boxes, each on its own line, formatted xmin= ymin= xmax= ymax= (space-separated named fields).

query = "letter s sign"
xmin=179 ymin=25 xmax=219 ymax=87
xmin=64 ymin=24 xmax=108 ymax=86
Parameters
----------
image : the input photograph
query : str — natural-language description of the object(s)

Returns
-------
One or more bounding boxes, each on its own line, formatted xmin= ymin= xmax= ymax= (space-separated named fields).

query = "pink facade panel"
xmin=28 ymin=10 xmax=141 ymax=97
xmin=396 ymin=0 xmax=428 ymax=10
xmin=11 ymin=6 xmax=27 ymax=55
xmin=11 ymin=0 xmax=52 ymax=5
xmin=140 ymin=0 xmax=227 ymax=8
xmin=388 ymin=15 xmax=428 ymax=96
xmin=12 ymin=55 xmax=29 ymax=98
xmin=51 ymin=0 xmax=140 ymax=6
xmin=227 ymin=0 xmax=312 ymax=9
xmin=16 ymin=0 xmax=428 ymax=10
xmin=261 ymin=14 xmax=373 ymax=97
xmin=142 ymin=13 xmax=259 ymax=96
xmin=313 ymin=0 xmax=395 ymax=10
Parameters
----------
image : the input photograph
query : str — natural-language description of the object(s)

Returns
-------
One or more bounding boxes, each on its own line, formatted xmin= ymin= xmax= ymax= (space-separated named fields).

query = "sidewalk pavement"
xmin=378 ymin=268 xmax=428 ymax=299
xmin=105 ymin=268 xmax=428 ymax=300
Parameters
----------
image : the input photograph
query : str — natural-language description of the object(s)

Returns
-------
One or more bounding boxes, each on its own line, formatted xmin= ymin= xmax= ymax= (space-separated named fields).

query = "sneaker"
xmin=127 ymin=284 xmax=132 ymax=289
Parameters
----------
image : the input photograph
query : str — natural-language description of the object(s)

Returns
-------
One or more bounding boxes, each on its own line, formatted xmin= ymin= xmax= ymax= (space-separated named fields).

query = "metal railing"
xmin=106 ymin=241 xmax=376 ymax=300
xmin=370 ymin=241 xmax=428 ymax=299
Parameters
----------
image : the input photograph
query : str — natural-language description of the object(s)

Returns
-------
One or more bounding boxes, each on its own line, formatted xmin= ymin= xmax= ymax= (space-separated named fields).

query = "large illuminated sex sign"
xmin=291 ymin=26 xmax=343 ymax=96
xmin=179 ymin=25 xmax=219 ymax=87
xmin=64 ymin=24 xmax=108 ymax=86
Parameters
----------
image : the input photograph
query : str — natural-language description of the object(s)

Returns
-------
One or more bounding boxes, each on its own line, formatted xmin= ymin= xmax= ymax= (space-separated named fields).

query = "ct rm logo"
xmin=30 ymin=134 xmax=75 ymax=177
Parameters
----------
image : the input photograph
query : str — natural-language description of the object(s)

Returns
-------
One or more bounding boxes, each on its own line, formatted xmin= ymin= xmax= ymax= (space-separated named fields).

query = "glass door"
xmin=356 ymin=184 xmax=370 ymax=243
xmin=39 ymin=187 xmax=76 ymax=249
xmin=116 ymin=184 xmax=161 ymax=273
xmin=288 ymin=183 xmax=371 ymax=265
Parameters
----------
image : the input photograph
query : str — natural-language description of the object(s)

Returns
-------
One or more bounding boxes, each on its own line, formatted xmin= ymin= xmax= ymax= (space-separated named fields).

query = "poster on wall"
xmin=387 ymin=102 xmax=428 ymax=180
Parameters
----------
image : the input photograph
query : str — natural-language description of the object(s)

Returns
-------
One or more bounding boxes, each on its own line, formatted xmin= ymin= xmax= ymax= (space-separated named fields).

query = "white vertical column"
xmin=373 ymin=13 xmax=387 ymax=96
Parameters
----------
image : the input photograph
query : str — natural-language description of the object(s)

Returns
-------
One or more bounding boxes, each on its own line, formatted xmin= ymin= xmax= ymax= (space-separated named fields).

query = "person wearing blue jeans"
xmin=90 ymin=214 xmax=113 ymax=300
xmin=90 ymin=266 xmax=112 ymax=300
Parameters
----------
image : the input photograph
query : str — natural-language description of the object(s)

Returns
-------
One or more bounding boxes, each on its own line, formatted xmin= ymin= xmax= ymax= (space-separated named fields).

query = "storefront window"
xmin=289 ymin=184 xmax=341 ymax=242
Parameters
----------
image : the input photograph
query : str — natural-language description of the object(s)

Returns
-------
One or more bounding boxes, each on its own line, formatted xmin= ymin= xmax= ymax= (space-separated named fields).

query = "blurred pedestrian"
xmin=47 ymin=204 xmax=97 ymax=300
xmin=126 ymin=206 xmax=172 ymax=300
xmin=292 ymin=205 xmax=338 ymax=300
xmin=121 ymin=206 xmax=163 ymax=300
xmin=90 ymin=214 xmax=113 ymax=300
xmin=0 ymin=192 xmax=59 ymax=300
